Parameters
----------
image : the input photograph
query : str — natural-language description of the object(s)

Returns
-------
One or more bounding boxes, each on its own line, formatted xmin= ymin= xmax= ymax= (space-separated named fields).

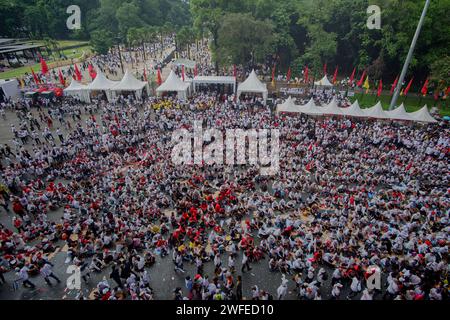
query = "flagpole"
xmin=390 ymin=0 xmax=430 ymax=110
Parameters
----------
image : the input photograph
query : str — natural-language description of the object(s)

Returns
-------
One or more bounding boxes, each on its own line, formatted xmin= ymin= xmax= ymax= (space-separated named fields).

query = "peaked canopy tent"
xmin=276 ymin=96 xmax=301 ymax=113
xmin=111 ymin=69 xmax=149 ymax=100
xmin=156 ymin=70 xmax=191 ymax=100
xmin=320 ymin=98 xmax=344 ymax=115
xmin=363 ymin=101 xmax=388 ymax=119
xmin=237 ymin=70 xmax=268 ymax=103
xmin=409 ymin=105 xmax=437 ymax=123
xmin=192 ymin=76 xmax=236 ymax=94
xmin=341 ymin=100 xmax=366 ymax=117
xmin=314 ymin=75 xmax=333 ymax=87
xmin=86 ymin=70 xmax=119 ymax=102
xmin=298 ymin=98 xmax=323 ymax=115
xmin=385 ymin=103 xmax=415 ymax=121
xmin=64 ymin=80 xmax=90 ymax=103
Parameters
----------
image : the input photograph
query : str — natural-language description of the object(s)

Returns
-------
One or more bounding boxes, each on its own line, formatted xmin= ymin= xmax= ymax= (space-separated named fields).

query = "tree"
xmin=216 ymin=13 xmax=274 ymax=68
xmin=177 ymin=26 xmax=194 ymax=59
xmin=90 ymin=30 xmax=114 ymax=55
xmin=430 ymin=56 xmax=450 ymax=87
xmin=116 ymin=2 xmax=144 ymax=37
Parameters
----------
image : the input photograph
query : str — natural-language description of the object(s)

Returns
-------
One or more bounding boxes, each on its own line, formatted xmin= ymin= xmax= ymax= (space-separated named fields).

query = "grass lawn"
xmin=0 ymin=42 xmax=91 ymax=80
xmin=350 ymin=92 xmax=450 ymax=117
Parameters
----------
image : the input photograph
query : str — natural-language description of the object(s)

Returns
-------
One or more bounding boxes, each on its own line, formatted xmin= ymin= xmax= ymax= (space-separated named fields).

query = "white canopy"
xmin=276 ymin=96 xmax=301 ymax=113
xmin=320 ymin=98 xmax=344 ymax=115
xmin=86 ymin=70 xmax=119 ymax=91
xmin=314 ymin=75 xmax=333 ymax=87
xmin=111 ymin=69 xmax=149 ymax=100
xmin=299 ymin=98 xmax=323 ymax=115
xmin=156 ymin=70 xmax=191 ymax=100
xmin=341 ymin=100 xmax=366 ymax=117
xmin=192 ymin=76 xmax=236 ymax=93
xmin=409 ymin=105 xmax=437 ymax=123
xmin=363 ymin=101 xmax=388 ymax=119
xmin=64 ymin=80 xmax=90 ymax=103
xmin=385 ymin=103 xmax=414 ymax=121
xmin=237 ymin=70 xmax=268 ymax=102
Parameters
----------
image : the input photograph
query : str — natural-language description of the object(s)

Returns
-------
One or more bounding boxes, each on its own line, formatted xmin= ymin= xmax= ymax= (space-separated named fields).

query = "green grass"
xmin=0 ymin=43 xmax=91 ymax=80
xmin=350 ymin=92 xmax=450 ymax=117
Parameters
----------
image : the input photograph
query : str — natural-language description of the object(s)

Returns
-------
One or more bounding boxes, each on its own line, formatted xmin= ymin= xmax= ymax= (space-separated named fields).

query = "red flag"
xmin=74 ymin=64 xmax=82 ymax=81
xmin=286 ymin=67 xmax=291 ymax=82
xmin=332 ymin=66 xmax=338 ymax=84
xmin=420 ymin=78 xmax=429 ymax=96
xmin=404 ymin=78 xmax=414 ymax=95
xmin=157 ymin=69 xmax=162 ymax=85
xmin=304 ymin=66 xmax=309 ymax=83
xmin=271 ymin=64 xmax=276 ymax=83
xmin=143 ymin=68 xmax=148 ymax=82
xmin=377 ymin=79 xmax=383 ymax=97
xmin=348 ymin=67 xmax=356 ymax=86
xmin=58 ymin=69 xmax=65 ymax=87
xmin=39 ymin=55 xmax=48 ymax=74
xmin=445 ymin=86 xmax=450 ymax=98
xmin=194 ymin=64 xmax=198 ymax=77
xmin=31 ymin=68 xmax=40 ymax=84
xmin=88 ymin=64 xmax=97 ymax=80
xmin=181 ymin=65 xmax=185 ymax=81
xmin=323 ymin=63 xmax=327 ymax=76
xmin=233 ymin=64 xmax=236 ymax=77
xmin=357 ymin=70 xmax=366 ymax=87
xmin=390 ymin=75 xmax=399 ymax=95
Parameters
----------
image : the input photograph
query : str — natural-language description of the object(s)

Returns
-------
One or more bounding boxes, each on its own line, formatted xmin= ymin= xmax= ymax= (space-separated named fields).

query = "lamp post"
xmin=390 ymin=0 xmax=430 ymax=110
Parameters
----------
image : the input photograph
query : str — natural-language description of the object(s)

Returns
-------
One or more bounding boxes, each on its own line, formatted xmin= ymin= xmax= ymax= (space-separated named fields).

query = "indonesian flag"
xmin=357 ymin=70 xmax=366 ymax=87
xmin=74 ymin=64 xmax=82 ymax=81
xmin=286 ymin=67 xmax=291 ymax=82
xmin=404 ymin=77 xmax=414 ymax=96
xmin=377 ymin=79 xmax=383 ymax=97
xmin=143 ymin=68 xmax=148 ymax=82
xmin=194 ymin=64 xmax=198 ymax=77
xmin=348 ymin=67 xmax=356 ymax=86
xmin=332 ymin=66 xmax=338 ymax=84
xmin=39 ymin=54 xmax=49 ymax=74
xmin=181 ymin=65 xmax=185 ymax=81
xmin=157 ymin=68 xmax=162 ymax=85
xmin=304 ymin=66 xmax=309 ymax=83
xmin=58 ymin=69 xmax=65 ymax=87
xmin=323 ymin=63 xmax=327 ymax=76
xmin=390 ymin=75 xmax=399 ymax=95
xmin=31 ymin=67 xmax=40 ymax=84
xmin=421 ymin=78 xmax=429 ymax=96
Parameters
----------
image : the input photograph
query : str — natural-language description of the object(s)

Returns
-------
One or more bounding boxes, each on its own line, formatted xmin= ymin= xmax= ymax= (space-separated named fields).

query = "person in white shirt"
xmin=40 ymin=262 xmax=61 ymax=285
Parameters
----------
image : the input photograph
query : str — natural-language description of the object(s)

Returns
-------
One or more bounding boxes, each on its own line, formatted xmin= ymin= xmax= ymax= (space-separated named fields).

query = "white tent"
xmin=276 ymin=96 xmax=301 ymax=113
xmin=299 ymin=98 xmax=323 ymax=115
xmin=314 ymin=75 xmax=333 ymax=87
xmin=385 ymin=103 xmax=414 ymax=121
xmin=64 ymin=80 xmax=91 ymax=103
xmin=86 ymin=70 xmax=119 ymax=101
xmin=192 ymin=76 xmax=236 ymax=94
xmin=112 ymin=69 xmax=149 ymax=100
xmin=363 ymin=101 xmax=388 ymax=119
xmin=0 ymin=79 xmax=20 ymax=101
xmin=341 ymin=100 xmax=366 ymax=117
xmin=320 ymin=98 xmax=344 ymax=115
xmin=237 ymin=70 xmax=268 ymax=102
xmin=409 ymin=105 xmax=437 ymax=123
xmin=156 ymin=70 xmax=191 ymax=100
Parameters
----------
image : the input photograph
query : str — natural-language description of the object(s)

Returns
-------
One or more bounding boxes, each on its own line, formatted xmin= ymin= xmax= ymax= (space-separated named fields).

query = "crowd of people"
xmin=0 ymin=82 xmax=448 ymax=300
xmin=0 ymin=35 xmax=448 ymax=301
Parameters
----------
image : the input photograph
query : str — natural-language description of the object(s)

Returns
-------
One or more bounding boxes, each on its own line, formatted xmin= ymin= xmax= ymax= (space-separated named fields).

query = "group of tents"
xmin=276 ymin=96 xmax=437 ymax=123
xmin=64 ymin=69 xmax=150 ymax=103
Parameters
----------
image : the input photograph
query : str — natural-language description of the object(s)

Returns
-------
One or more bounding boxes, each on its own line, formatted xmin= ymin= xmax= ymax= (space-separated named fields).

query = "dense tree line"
xmin=1 ymin=0 xmax=449 ymax=87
